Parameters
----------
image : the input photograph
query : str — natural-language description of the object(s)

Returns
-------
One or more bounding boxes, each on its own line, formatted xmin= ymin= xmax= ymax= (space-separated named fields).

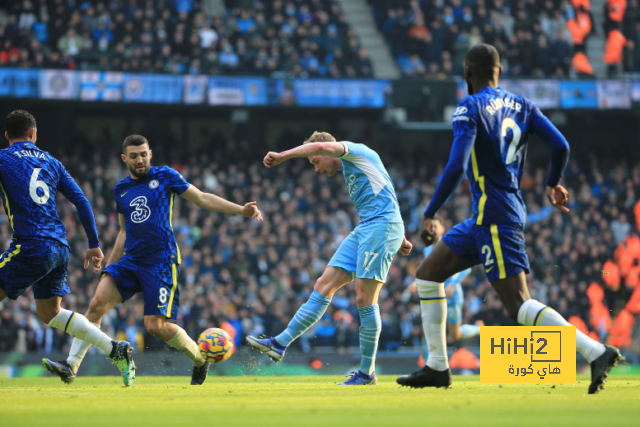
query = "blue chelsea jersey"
xmin=339 ymin=141 xmax=403 ymax=224
xmin=115 ymin=166 xmax=190 ymax=265
xmin=453 ymin=87 xmax=541 ymax=225
xmin=0 ymin=141 xmax=97 ymax=248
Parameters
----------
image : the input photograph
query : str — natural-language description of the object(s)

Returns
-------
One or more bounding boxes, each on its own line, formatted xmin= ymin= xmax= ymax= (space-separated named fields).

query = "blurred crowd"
xmin=1 ymin=130 xmax=638 ymax=356
xmin=0 ymin=0 xmax=373 ymax=78
xmin=369 ymin=0 xmax=640 ymax=78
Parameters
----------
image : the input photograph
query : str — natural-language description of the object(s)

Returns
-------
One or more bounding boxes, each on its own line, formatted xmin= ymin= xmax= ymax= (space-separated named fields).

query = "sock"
xmin=275 ymin=290 xmax=331 ymax=347
xmin=517 ymin=299 xmax=606 ymax=363
xmin=167 ymin=327 xmax=205 ymax=367
xmin=460 ymin=324 xmax=481 ymax=339
xmin=358 ymin=305 xmax=381 ymax=375
xmin=48 ymin=309 xmax=113 ymax=356
xmin=66 ymin=322 xmax=100 ymax=372
xmin=417 ymin=279 xmax=449 ymax=371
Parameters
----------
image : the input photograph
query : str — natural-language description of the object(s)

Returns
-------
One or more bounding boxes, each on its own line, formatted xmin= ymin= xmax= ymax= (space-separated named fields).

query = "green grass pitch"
xmin=2 ymin=375 xmax=639 ymax=427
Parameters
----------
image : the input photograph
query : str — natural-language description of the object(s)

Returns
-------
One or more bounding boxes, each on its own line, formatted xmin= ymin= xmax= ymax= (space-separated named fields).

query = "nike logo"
xmin=121 ymin=191 xmax=128 ymax=197
xmin=485 ymin=266 xmax=494 ymax=273
xmin=157 ymin=305 xmax=166 ymax=309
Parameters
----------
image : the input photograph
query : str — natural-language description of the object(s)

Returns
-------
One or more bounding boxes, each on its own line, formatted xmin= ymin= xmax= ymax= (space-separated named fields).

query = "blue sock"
xmin=275 ymin=290 xmax=331 ymax=347
xmin=358 ymin=305 xmax=381 ymax=375
xmin=460 ymin=324 xmax=481 ymax=339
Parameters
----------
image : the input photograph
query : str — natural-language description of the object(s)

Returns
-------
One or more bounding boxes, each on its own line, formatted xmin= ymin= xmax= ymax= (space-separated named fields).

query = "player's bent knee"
xmin=144 ymin=317 xmax=164 ymax=337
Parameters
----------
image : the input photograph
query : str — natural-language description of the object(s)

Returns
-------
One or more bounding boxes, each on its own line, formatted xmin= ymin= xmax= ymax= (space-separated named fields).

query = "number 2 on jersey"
xmin=502 ymin=118 xmax=522 ymax=165
xmin=29 ymin=168 xmax=50 ymax=205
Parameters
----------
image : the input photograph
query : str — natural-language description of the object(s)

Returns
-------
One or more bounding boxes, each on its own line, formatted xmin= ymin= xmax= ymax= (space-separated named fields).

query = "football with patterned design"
xmin=198 ymin=328 xmax=234 ymax=364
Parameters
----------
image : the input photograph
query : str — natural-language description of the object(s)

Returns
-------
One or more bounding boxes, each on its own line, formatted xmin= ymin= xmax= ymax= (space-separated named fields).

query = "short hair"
xmin=303 ymin=131 xmax=336 ymax=144
xmin=5 ymin=110 xmax=37 ymax=140
xmin=464 ymin=43 xmax=500 ymax=81
xmin=123 ymin=134 xmax=149 ymax=153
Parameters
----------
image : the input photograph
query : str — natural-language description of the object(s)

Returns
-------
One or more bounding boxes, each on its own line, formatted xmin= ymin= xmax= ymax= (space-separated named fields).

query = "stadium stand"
xmin=0 ymin=0 xmax=373 ymax=78
xmin=0 ymin=129 xmax=637 ymax=356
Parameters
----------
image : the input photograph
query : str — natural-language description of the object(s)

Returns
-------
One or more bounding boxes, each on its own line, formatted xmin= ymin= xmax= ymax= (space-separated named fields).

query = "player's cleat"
xmin=588 ymin=345 xmax=624 ymax=394
xmin=246 ymin=335 xmax=286 ymax=362
xmin=396 ymin=365 xmax=452 ymax=388
xmin=191 ymin=362 xmax=210 ymax=385
xmin=42 ymin=359 xmax=76 ymax=384
xmin=339 ymin=371 xmax=377 ymax=385
xmin=109 ymin=340 xmax=136 ymax=387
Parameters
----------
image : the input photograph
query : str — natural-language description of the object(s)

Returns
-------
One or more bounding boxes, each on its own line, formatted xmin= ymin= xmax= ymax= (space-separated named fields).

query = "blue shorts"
xmin=328 ymin=222 xmax=404 ymax=282
xmin=446 ymin=282 xmax=463 ymax=325
xmin=0 ymin=240 xmax=70 ymax=300
xmin=103 ymin=257 xmax=180 ymax=319
xmin=442 ymin=218 xmax=529 ymax=282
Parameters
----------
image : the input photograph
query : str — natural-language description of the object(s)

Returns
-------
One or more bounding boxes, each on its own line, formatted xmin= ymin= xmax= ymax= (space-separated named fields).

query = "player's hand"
xmin=263 ymin=152 xmax=285 ymax=168
xmin=84 ymin=247 xmax=104 ymax=273
xmin=241 ymin=201 xmax=263 ymax=222
xmin=399 ymin=237 xmax=413 ymax=256
xmin=546 ymin=185 xmax=569 ymax=213
xmin=420 ymin=216 xmax=436 ymax=246
xmin=445 ymin=284 xmax=455 ymax=298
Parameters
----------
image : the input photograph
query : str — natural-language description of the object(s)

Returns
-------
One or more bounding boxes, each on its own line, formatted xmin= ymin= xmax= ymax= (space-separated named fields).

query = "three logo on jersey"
xmin=122 ymin=180 xmax=159 ymax=224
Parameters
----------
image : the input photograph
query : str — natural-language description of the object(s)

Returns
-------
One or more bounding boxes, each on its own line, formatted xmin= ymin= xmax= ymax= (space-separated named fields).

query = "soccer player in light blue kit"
xmin=396 ymin=44 xmax=621 ymax=394
xmin=44 ymin=135 xmax=263 ymax=386
xmin=247 ymin=131 xmax=413 ymax=385
xmin=0 ymin=110 xmax=135 ymax=386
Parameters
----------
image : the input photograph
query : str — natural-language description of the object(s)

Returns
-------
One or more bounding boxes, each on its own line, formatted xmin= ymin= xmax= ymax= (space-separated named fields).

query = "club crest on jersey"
xmin=149 ymin=180 xmax=159 ymax=189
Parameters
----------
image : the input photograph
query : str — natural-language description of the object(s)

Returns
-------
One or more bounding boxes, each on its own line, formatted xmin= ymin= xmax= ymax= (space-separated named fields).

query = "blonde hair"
xmin=303 ymin=131 xmax=336 ymax=144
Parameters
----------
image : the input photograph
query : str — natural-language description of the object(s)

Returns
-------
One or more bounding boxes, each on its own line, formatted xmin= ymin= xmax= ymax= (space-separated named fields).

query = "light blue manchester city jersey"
xmin=339 ymin=141 xmax=402 ymax=224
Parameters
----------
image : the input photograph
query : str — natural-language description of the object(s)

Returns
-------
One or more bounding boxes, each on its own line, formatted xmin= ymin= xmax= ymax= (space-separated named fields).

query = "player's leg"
xmin=398 ymin=219 xmax=478 ymax=388
xmin=0 ymin=288 xmax=6 ymax=302
xmin=340 ymin=223 xmax=404 ymax=386
xmin=140 ymin=264 xmax=208 ymax=384
xmin=247 ymin=266 xmax=352 ymax=361
xmin=447 ymin=284 xmax=481 ymax=342
xmin=63 ymin=273 xmax=124 ymax=374
xmin=487 ymin=222 xmax=621 ymax=394
xmin=247 ymin=230 xmax=357 ymax=362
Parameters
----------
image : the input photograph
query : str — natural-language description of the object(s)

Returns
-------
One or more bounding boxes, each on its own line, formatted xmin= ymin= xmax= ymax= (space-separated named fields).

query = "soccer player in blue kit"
xmin=247 ymin=131 xmax=413 ymax=385
xmin=396 ymin=45 xmax=621 ymax=394
xmin=0 ymin=110 xmax=135 ymax=385
xmin=44 ymin=134 xmax=263 ymax=386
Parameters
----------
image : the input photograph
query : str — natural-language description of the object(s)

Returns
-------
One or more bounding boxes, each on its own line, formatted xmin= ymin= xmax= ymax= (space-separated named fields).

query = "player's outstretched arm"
xmin=180 ymin=185 xmax=263 ymax=222
xmin=105 ymin=214 xmax=127 ymax=267
xmin=531 ymin=109 xmax=570 ymax=212
xmin=263 ymin=142 xmax=345 ymax=168
xmin=58 ymin=166 xmax=104 ymax=272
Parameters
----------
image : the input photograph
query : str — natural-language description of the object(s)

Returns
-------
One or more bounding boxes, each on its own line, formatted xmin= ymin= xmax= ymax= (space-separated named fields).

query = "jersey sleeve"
xmin=339 ymin=141 xmax=372 ymax=160
xmin=114 ymin=185 xmax=124 ymax=214
xmin=166 ymin=167 xmax=190 ymax=194
xmin=451 ymin=98 xmax=478 ymax=139
xmin=529 ymin=104 xmax=570 ymax=186
xmin=57 ymin=162 xmax=100 ymax=248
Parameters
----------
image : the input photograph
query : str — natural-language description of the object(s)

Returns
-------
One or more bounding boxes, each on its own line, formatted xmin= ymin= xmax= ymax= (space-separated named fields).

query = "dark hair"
xmin=123 ymin=134 xmax=149 ymax=153
xmin=5 ymin=110 xmax=37 ymax=140
xmin=464 ymin=43 xmax=500 ymax=81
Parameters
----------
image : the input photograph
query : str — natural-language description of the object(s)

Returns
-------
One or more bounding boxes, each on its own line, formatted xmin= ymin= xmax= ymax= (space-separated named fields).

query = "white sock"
xmin=460 ymin=324 xmax=481 ymax=339
xmin=417 ymin=279 xmax=449 ymax=371
xmin=167 ymin=327 xmax=205 ymax=367
xmin=67 ymin=322 xmax=99 ymax=372
xmin=48 ymin=309 xmax=113 ymax=356
xmin=517 ymin=299 xmax=606 ymax=363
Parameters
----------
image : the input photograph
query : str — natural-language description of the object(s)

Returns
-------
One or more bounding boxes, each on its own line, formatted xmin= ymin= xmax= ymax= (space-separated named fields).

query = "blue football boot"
xmin=109 ymin=340 xmax=136 ymax=387
xmin=246 ymin=336 xmax=286 ymax=362
xmin=42 ymin=359 xmax=76 ymax=384
xmin=339 ymin=371 xmax=378 ymax=386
